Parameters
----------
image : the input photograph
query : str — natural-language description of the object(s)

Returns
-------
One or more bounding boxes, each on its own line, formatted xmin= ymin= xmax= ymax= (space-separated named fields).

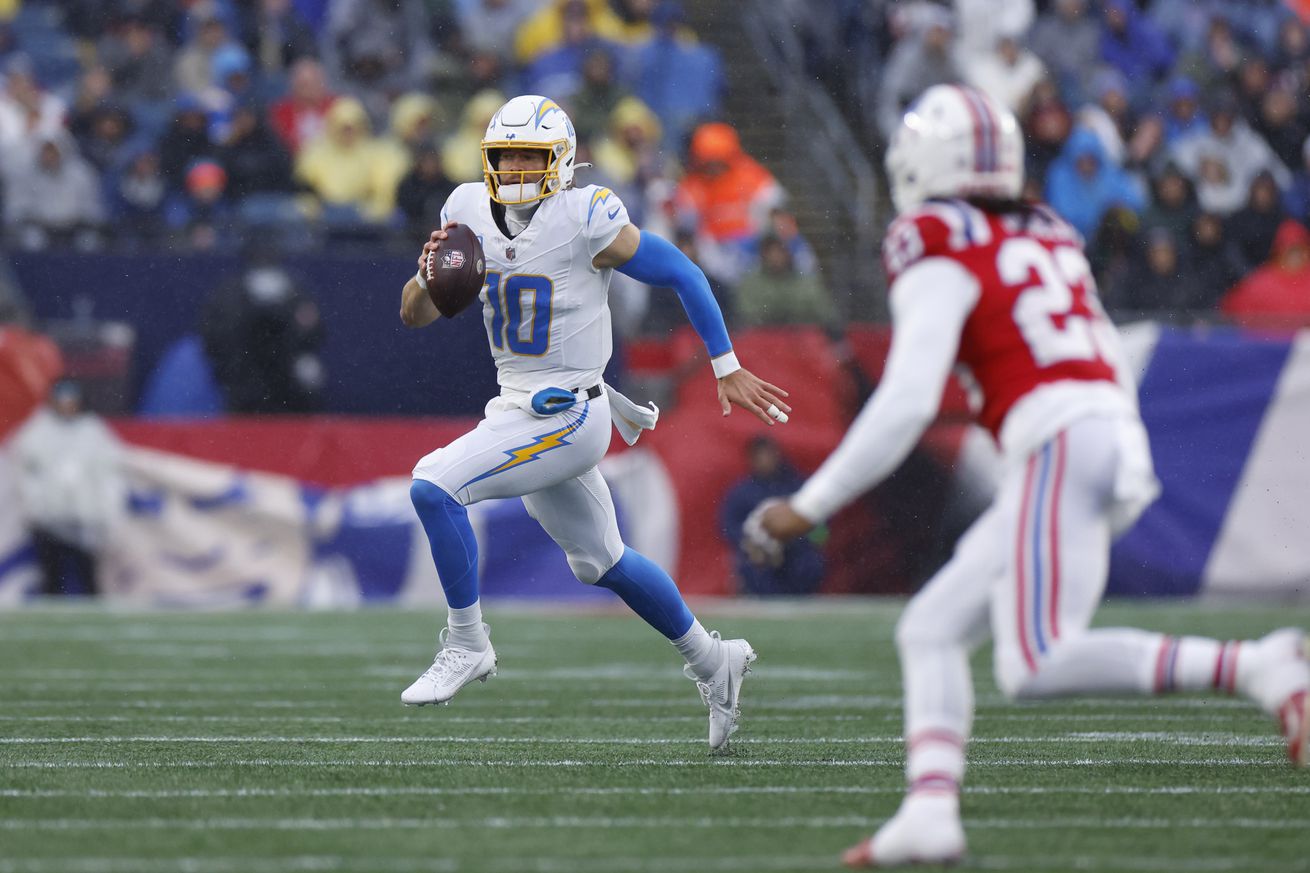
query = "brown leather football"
xmin=425 ymin=224 xmax=487 ymax=319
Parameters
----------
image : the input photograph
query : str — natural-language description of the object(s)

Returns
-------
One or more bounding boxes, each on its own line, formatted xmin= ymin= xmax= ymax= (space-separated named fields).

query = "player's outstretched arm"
xmin=399 ymin=227 xmax=453 ymax=328
xmin=599 ymin=225 xmax=791 ymax=426
xmin=753 ymin=257 xmax=979 ymax=544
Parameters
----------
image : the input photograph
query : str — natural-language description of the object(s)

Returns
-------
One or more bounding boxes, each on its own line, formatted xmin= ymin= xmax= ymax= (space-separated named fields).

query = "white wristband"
xmin=414 ymin=269 xmax=428 ymax=291
xmin=711 ymin=350 xmax=741 ymax=379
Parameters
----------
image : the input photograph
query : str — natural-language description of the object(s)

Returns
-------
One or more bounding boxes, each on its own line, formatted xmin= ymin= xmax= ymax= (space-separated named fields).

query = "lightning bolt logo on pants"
xmin=461 ymin=404 xmax=590 ymax=489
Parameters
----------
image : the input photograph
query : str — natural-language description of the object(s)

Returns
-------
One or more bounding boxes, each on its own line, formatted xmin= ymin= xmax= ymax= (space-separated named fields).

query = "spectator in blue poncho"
xmin=625 ymin=3 xmax=724 ymax=152
xmin=1284 ymin=136 xmax=1310 ymax=225
xmin=721 ymin=437 xmax=824 ymax=596
xmin=1098 ymin=0 xmax=1174 ymax=95
xmin=1161 ymin=76 xmax=1207 ymax=145
xmin=1045 ymin=126 xmax=1143 ymax=239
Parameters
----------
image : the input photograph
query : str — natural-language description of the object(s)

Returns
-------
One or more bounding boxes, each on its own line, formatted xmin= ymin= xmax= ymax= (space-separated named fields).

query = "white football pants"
xmin=894 ymin=414 xmax=1175 ymax=748
xmin=412 ymin=394 xmax=624 ymax=584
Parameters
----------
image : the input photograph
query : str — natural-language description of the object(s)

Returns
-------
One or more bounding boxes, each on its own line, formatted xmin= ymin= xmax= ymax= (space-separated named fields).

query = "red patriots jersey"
xmin=882 ymin=199 xmax=1120 ymax=437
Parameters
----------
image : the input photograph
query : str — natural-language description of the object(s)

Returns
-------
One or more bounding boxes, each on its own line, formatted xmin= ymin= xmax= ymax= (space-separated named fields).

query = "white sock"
xmin=1153 ymin=635 xmax=1225 ymax=692
xmin=672 ymin=620 xmax=723 ymax=681
xmin=900 ymin=643 xmax=971 ymax=789
xmin=905 ymin=730 xmax=966 ymax=792
xmin=446 ymin=602 xmax=489 ymax=651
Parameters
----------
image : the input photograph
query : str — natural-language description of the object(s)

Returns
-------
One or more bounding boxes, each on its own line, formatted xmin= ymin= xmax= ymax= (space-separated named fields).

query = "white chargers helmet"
xmin=885 ymin=84 xmax=1024 ymax=215
xmin=481 ymin=95 xmax=577 ymax=206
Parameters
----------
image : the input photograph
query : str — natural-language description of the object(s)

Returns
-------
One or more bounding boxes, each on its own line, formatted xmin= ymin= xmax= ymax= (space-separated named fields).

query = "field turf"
xmin=2 ymin=600 xmax=1308 ymax=873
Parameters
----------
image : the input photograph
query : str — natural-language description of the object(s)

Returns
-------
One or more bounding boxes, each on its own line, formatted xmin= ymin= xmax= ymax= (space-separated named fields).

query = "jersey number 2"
xmin=999 ymin=238 xmax=1106 ymax=367
xmin=485 ymin=272 xmax=553 ymax=356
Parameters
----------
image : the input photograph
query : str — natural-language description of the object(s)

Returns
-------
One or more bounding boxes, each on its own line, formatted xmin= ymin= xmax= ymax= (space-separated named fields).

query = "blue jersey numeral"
xmin=485 ymin=273 xmax=553 ymax=356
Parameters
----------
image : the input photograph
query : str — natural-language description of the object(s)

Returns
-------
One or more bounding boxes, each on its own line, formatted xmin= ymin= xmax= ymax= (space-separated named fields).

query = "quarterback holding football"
xmin=397 ymin=95 xmax=790 ymax=752
xmin=750 ymin=84 xmax=1309 ymax=866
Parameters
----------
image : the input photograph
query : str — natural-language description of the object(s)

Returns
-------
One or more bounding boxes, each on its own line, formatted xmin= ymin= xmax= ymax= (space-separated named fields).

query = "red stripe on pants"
xmin=1015 ymin=453 xmax=1039 ymax=672
xmin=1047 ymin=432 xmax=1066 ymax=642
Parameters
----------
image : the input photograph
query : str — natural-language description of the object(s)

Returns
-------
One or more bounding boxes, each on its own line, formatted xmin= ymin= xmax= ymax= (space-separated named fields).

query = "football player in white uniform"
xmin=749 ymin=85 xmax=1310 ymax=865
xmin=396 ymin=95 xmax=790 ymax=751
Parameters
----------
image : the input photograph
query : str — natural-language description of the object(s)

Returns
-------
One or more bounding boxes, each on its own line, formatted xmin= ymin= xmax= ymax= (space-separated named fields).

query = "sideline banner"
xmin=1 ymin=325 xmax=1307 ymax=604
xmin=0 ymin=442 xmax=675 ymax=607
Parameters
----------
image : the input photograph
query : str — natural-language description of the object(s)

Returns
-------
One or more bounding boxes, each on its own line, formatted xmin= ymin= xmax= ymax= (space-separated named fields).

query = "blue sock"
xmin=596 ymin=548 xmax=695 ymax=640
xmin=409 ymin=480 xmax=480 ymax=609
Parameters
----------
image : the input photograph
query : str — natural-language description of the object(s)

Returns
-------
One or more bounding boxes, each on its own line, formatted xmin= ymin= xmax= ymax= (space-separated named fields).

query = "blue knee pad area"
xmin=596 ymin=548 xmax=695 ymax=640
xmin=409 ymin=479 xmax=481 ymax=609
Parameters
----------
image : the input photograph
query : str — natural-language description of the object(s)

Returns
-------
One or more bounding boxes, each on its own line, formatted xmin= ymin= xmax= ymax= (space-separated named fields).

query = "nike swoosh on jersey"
xmin=607 ymin=206 xmax=621 ymax=220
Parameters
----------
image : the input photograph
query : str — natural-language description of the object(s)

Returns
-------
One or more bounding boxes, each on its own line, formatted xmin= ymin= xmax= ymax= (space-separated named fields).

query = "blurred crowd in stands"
xmin=790 ymin=0 xmax=1310 ymax=327
xmin=7 ymin=0 xmax=1310 ymax=334
xmin=0 ymin=0 xmax=839 ymax=335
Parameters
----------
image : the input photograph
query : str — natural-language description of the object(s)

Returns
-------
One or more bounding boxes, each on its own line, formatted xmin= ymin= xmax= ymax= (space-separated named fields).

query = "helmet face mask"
xmin=887 ymin=85 xmax=1025 ymax=214
xmin=482 ymin=96 xmax=576 ymax=206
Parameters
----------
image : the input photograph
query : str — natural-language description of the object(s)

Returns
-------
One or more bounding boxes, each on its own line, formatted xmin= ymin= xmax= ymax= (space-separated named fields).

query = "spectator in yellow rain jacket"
xmin=440 ymin=89 xmax=505 ymax=183
xmin=373 ymin=92 xmax=443 ymax=211
xmin=592 ymin=96 xmax=667 ymax=187
xmin=294 ymin=97 xmax=395 ymax=222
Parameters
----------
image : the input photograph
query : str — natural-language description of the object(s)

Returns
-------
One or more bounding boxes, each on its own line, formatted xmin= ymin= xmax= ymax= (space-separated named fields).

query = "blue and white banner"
xmin=1 ymin=325 xmax=1307 ymax=605
xmin=0 ymin=445 xmax=677 ymax=608
xmin=1109 ymin=327 xmax=1310 ymax=598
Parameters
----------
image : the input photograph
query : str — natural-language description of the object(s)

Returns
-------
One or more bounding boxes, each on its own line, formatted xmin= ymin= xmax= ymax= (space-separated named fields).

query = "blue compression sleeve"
xmin=616 ymin=230 xmax=732 ymax=357
xmin=596 ymin=548 xmax=695 ymax=640
xmin=410 ymin=480 xmax=480 ymax=609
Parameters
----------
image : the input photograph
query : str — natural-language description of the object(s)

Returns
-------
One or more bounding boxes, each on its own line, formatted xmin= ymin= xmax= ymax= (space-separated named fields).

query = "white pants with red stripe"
xmin=893 ymin=414 xmax=1254 ymax=773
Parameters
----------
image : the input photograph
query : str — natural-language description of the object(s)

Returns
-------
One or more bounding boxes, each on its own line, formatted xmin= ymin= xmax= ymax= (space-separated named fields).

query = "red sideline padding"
xmin=648 ymin=326 xmax=858 ymax=595
xmin=647 ymin=326 xmax=972 ymax=596
xmin=846 ymin=324 xmax=972 ymax=418
xmin=0 ymin=327 xmax=63 ymax=442
xmin=109 ymin=417 xmax=480 ymax=487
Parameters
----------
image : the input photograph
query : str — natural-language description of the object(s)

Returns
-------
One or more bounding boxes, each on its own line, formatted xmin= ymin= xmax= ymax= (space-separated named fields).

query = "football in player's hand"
xmin=425 ymin=224 xmax=486 ymax=319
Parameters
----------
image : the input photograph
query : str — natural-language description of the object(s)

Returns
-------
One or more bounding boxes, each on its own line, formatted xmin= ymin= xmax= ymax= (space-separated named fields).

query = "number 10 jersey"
xmin=439 ymin=182 xmax=631 ymax=398
xmin=882 ymin=198 xmax=1128 ymax=455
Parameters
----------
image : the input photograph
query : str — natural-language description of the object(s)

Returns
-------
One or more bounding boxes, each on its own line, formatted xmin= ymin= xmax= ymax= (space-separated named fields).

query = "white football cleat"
xmin=1242 ymin=628 xmax=1307 ymax=699
xmin=842 ymin=792 xmax=966 ymax=868
xmin=401 ymin=625 xmax=497 ymax=706
xmin=685 ymin=633 xmax=756 ymax=752
xmin=1239 ymin=627 xmax=1310 ymax=766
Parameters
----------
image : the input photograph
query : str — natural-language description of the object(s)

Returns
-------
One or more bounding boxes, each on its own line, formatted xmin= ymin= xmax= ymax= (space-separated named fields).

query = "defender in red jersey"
xmin=747 ymin=85 xmax=1310 ymax=868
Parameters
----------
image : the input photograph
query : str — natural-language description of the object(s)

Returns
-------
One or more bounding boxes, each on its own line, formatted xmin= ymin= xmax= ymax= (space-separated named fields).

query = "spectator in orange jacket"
xmin=674 ymin=122 xmax=784 ymax=277
xmin=1221 ymin=218 xmax=1310 ymax=329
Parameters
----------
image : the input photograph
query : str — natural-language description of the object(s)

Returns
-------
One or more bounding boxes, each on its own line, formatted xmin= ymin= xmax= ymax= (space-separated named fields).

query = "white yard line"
xmin=0 ymin=857 xmax=1295 ymax=873
xmin=0 ymin=733 xmax=1280 ymax=746
xmin=3 ymin=756 xmax=1284 ymax=769
xmin=0 ymin=855 xmax=834 ymax=873
xmin=5 ymin=665 xmax=870 ymax=680
xmin=1 ymin=698 xmax=558 ymax=709
xmin=3 ymin=784 xmax=1308 ymax=800
xmin=0 ymin=712 xmax=1241 ymax=726
xmin=0 ymin=694 xmax=1252 ymax=710
xmin=0 ymin=714 xmax=864 ymax=725
xmin=0 ymin=815 xmax=1305 ymax=832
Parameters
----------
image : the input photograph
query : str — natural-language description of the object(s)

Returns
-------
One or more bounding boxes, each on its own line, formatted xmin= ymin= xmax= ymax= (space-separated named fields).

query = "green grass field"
xmin=2 ymin=600 xmax=1308 ymax=873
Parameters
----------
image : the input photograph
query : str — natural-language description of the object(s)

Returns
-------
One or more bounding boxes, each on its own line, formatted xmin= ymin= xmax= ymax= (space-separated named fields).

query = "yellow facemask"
xmin=481 ymin=141 xmax=568 ymax=205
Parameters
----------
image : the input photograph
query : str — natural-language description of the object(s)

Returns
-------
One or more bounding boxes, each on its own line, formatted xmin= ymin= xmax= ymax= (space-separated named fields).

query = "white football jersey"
xmin=440 ymin=182 xmax=630 ymax=396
